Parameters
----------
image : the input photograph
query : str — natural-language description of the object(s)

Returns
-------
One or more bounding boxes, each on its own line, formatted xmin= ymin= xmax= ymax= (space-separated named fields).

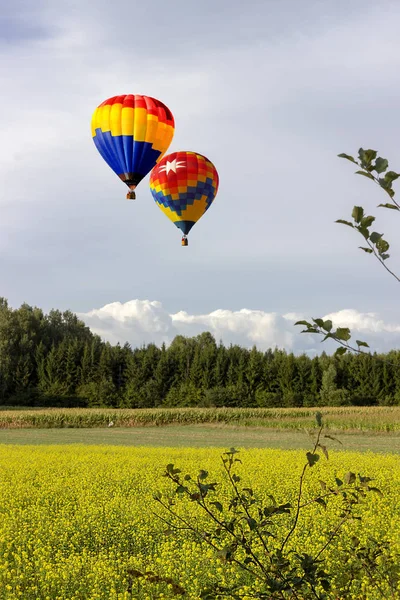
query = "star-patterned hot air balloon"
xmin=91 ymin=94 xmax=175 ymax=199
xmin=149 ymin=151 xmax=219 ymax=246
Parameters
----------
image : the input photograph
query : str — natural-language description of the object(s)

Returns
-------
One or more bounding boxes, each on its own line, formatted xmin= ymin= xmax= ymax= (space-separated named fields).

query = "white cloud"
xmin=323 ymin=309 xmax=400 ymax=334
xmin=78 ymin=300 xmax=400 ymax=354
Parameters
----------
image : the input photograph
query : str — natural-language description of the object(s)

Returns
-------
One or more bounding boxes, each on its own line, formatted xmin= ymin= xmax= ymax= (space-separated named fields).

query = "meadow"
xmin=0 ymin=444 xmax=399 ymax=599
xmin=0 ymin=406 xmax=399 ymax=431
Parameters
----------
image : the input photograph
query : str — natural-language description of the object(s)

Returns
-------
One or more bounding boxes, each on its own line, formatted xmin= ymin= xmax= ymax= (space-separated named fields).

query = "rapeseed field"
xmin=0 ymin=445 xmax=398 ymax=599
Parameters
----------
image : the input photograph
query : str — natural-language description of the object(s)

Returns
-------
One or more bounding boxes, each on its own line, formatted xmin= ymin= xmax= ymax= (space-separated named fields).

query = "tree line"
xmin=0 ymin=298 xmax=399 ymax=408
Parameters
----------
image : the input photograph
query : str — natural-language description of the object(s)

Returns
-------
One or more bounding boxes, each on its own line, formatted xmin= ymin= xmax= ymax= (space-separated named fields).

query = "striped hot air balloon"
xmin=149 ymin=151 xmax=219 ymax=245
xmin=91 ymin=94 xmax=175 ymax=199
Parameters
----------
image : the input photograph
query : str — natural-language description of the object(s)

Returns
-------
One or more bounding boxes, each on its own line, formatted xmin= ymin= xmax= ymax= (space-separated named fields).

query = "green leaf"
xmin=246 ymin=517 xmax=257 ymax=530
xmin=344 ymin=472 xmax=356 ymax=485
xmin=217 ymin=545 xmax=235 ymax=562
xmin=369 ymin=232 xmax=382 ymax=244
xmin=312 ymin=318 xmax=325 ymax=327
xmin=198 ymin=470 xmax=208 ymax=480
xmin=338 ymin=153 xmax=357 ymax=163
xmin=335 ymin=347 xmax=347 ymax=356
xmin=232 ymin=474 xmax=241 ymax=483
xmin=318 ymin=444 xmax=329 ymax=460
xmin=359 ymin=247 xmax=373 ymax=253
xmin=315 ymin=498 xmax=327 ymax=509
xmin=357 ymin=226 xmax=370 ymax=239
xmin=360 ymin=216 xmax=375 ymax=228
xmin=374 ymin=157 xmax=389 ymax=173
xmin=381 ymin=253 xmax=390 ymax=260
xmin=322 ymin=320 xmax=332 ymax=332
xmin=384 ymin=171 xmax=400 ymax=183
xmin=321 ymin=579 xmax=331 ymax=592
xmin=324 ymin=434 xmax=343 ymax=445
xmin=211 ymin=501 xmax=223 ymax=513
xmin=335 ymin=328 xmax=351 ymax=342
xmin=294 ymin=320 xmax=312 ymax=327
xmin=355 ymin=170 xmax=375 ymax=180
xmin=335 ymin=477 xmax=343 ymax=487
xmin=376 ymin=238 xmax=390 ymax=253
xmin=335 ymin=219 xmax=354 ymax=227
xmin=319 ymin=480 xmax=327 ymax=491
xmin=356 ymin=340 xmax=369 ymax=348
xmin=358 ymin=148 xmax=377 ymax=166
xmin=369 ymin=487 xmax=383 ymax=498
xmin=358 ymin=474 xmax=373 ymax=484
xmin=352 ymin=206 xmax=364 ymax=223
xmin=306 ymin=452 xmax=320 ymax=467
xmin=378 ymin=203 xmax=399 ymax=210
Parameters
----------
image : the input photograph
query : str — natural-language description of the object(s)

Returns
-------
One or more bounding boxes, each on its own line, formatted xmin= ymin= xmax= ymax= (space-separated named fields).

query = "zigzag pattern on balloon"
xmin=149 ymin=151 xmax=219 ymax=235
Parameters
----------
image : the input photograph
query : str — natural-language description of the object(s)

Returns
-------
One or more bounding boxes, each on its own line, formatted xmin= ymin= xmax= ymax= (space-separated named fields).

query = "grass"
xmin=0 ymin=424 xmax=399 ymax=454
xmin=0 ymin=406 xmax=399 ymax=431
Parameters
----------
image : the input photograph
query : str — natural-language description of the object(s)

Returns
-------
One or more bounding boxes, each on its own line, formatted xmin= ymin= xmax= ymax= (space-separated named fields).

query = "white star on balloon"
xmin=159 ymin=159 xmax=186 ymax=175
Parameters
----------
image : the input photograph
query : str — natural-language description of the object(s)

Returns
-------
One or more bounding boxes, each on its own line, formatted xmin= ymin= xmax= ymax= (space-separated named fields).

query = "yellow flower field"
xmin=0 ymin=445 xmax=399 ymax=599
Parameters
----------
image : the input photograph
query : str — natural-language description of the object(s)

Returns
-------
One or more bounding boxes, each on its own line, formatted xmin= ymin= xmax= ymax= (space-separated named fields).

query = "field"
xmin=1 ymin=407 xmax=399 ymax=598
xmin=0 ymin=406 xmax=399 ymax=431
xmin=0 ymin=425 xmax=399 ymax=454
xmin=0 ymin=445 xmax=399 ymax=599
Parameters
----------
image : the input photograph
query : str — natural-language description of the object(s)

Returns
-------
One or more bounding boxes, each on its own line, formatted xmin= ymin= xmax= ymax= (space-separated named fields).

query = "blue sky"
xmin=1 ymin=0 xmax=400 ymax=352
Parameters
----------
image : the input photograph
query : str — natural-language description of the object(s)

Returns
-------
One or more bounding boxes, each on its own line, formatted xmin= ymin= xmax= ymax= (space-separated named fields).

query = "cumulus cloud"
xmin=78 ymin=300 xmax=400 ymax=354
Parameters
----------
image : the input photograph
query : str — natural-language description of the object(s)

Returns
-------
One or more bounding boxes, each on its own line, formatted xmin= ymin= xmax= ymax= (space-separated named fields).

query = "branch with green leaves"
xmin=337 ymin=148 xmax=399 ymax=282
xmin=294 ymin=318 xmax=370 ymax=358
xmin=152 ymin=414 xmax=384 ymax=599
xmin=338 ymin=147 xmax=400 ymax=208
xmin=296 ymin=147 xmax=400 ymax=356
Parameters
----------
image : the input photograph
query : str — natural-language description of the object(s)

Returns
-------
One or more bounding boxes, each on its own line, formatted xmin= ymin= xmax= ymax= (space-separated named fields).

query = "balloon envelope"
xmin=149 ymin=151 xmax=219 ymax=235
xmin=91 ymin=94 xmax=175 ymax=190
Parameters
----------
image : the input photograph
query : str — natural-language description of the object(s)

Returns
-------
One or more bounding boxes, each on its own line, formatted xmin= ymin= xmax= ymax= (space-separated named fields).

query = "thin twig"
xmin=365 ymin=237 xmax=400 ymax=284
xmin=280 ymin=425 xmax=323 ymax=553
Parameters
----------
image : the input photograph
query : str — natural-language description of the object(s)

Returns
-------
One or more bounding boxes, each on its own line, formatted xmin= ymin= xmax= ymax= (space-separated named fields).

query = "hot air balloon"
xmin=91 ymin=94 xmax=175 ymax=199
xmin=149 ymin=151 xmax=219 ymax=246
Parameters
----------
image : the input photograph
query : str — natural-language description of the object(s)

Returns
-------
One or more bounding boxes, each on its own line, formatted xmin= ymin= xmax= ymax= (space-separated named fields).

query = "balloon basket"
xmin=181 ymin=237 xmax=188 ymax=247
xmin=126 ymin=191 xmax=136 ymax=200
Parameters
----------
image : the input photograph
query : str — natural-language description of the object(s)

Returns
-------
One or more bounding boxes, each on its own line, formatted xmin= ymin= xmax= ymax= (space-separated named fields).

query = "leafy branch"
xmin=294 ymin=317 xmax=373 ymax=359
xmin=152 ymin=414 xmax=385 ymax=599
xmin=296 ymin=147 xmax=400 ymax=356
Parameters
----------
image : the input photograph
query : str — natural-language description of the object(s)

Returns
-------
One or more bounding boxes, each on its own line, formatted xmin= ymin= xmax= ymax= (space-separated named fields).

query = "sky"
xmin=1 ymin=0 xmax=400 ymax=353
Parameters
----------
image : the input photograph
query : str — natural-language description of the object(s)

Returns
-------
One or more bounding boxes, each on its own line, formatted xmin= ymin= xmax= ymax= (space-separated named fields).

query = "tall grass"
xmin=0 ymin=406 xmax=399 ymax=431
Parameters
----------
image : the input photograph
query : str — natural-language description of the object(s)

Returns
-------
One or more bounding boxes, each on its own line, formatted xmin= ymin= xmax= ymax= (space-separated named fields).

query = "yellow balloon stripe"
xmin=91 ymin=104 xmax=175 ymax=157
xmin=110 ymin=103 xmax=122 ymax=136
xmin=120 ymin=106 xmax=133 ymax=136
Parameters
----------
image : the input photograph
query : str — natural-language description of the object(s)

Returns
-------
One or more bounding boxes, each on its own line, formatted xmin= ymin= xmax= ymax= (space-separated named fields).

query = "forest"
xmin=0 ymin=298 xmax=399 ymax=408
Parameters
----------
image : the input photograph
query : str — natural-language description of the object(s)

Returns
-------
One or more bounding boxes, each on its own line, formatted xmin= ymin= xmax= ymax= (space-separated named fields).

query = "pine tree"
xmin=320 ymin=363 xmax=350 ymax=406
xmin=246 ymin=346 xmax=263 ymax=399
xmin=190 ymin=347 xmax=203 ymax=389
xmin=214 ymin=343 xmax=228 ymax=388
xmin=154 ymin=343 xmax=174 ymax=403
